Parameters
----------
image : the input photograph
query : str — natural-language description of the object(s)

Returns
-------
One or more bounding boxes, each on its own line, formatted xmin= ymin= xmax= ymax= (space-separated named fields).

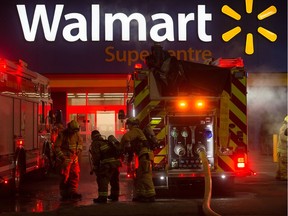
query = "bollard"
xmin=273 ymin=134 xmax=278 ymax=162
xmin=197 ymin=146 xmax=221 ymax=216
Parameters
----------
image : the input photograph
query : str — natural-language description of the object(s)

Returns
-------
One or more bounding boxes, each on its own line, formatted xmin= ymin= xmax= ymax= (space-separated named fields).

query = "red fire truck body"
xmin=0 ymin=58 xmax=53 ymax=192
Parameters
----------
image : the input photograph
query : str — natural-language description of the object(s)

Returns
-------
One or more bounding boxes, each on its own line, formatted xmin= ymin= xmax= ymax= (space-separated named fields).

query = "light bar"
xmin=195 ymin=100 xmax=205 ymax=109
xmin=213 ymin=57 xmax=244 ymax=68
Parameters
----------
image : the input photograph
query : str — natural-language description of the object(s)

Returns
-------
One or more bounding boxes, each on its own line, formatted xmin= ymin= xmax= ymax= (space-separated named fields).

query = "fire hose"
xmin=197 ymin=146 xmax=221 ymax=216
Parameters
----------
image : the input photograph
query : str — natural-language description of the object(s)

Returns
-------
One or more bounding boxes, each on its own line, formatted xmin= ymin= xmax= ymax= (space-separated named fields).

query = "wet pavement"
xmin=0 ymin=149 xmax=287 ymax=216
xmin=0 ymin=155 xmax=135 ymax=213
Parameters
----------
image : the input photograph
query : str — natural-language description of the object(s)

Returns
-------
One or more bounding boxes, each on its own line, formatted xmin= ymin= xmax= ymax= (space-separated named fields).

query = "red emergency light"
xmin=213 ymin=57 xmax=244 ymax=68
xmin=236 ymin=157 xmax=246 ymax=168
xmin=134 ymin=63 xmax=143 ymax=70
xmin=234 ymin=154 xmax=248 ymax=171
xmin=0 ymin=59 xmax=7 ymax=70
xmin=16 ymin=138 xmax=24 ymax=147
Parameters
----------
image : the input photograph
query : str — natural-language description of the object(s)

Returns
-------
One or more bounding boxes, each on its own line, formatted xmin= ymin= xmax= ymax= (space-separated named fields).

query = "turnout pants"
xmin=96 ymin=164 xmax=120 ymax=198
xmin=276 ymin=153 xmax=287 ymax=180
xmin=134 ymin=154 xmax=156 ymax=198
xmin=59 ymin=161 xmax=80 ymax=197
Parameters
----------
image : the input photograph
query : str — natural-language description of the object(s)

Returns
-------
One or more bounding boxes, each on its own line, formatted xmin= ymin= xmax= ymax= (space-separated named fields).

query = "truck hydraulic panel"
xmin=0 ymin=58 xmax=55 ymax=192
xmin=125 ymin=45 xmax=251 ymax=188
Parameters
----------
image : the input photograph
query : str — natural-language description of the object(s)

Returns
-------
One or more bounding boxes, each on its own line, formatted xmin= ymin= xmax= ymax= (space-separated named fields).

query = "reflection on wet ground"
xmin=0 ymin=155 xmax=208 ymax=214
xmin=0 ymin=155 xmax=134 ymax=214
xmin=1 ymin=174 xmax=60 ymax=213
xmin=0 ymin=150 xmax=283 ymax=215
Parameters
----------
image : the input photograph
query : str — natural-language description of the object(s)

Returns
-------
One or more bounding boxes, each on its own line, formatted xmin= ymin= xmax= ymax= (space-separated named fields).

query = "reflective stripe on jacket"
xmin=91 ymin=138 xmax=121 ymax=167
xmin=54 ymin=129 xmax=83 ymax=160
xmin=121 ymin=127 xmax=147 ymax=156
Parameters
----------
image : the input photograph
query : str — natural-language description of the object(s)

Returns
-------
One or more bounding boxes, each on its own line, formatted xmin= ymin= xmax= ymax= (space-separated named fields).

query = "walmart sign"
xmin=16 ymin=4 xmax=212 ymax=43
xmin=0 ymin=0 xmax=286 ymax=74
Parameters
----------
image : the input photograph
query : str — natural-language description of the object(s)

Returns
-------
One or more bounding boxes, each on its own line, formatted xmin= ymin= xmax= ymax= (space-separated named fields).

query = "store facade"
xmin=45 ymin=74 xmax=130 ymax=152
xmin=0 ymin=0 xmax=287 ymax=149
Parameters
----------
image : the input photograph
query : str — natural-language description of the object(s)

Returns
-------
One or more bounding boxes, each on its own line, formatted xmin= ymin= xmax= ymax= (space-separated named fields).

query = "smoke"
xmin=247 ymin=84 xmax=287 ymax=150
xmin=221 ymin=41 xmax=244 ymax=58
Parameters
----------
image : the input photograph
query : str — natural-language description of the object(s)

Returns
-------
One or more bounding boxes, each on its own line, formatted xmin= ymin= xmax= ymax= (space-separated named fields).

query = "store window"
xmin=66 ymin=92 xmax=132 ymax=153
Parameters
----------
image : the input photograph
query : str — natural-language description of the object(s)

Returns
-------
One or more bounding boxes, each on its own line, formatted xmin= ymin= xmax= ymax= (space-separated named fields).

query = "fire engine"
xmin=121 ymin=44 xmax=252 ymax=189
xmin=0 ymin=58 xmax=56 ymax=193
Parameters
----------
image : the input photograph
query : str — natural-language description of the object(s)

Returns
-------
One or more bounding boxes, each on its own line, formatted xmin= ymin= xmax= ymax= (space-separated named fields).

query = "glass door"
xmin=96 ymin=111 xmax=115 ymax=139
xmin=68 ymin=111 xmax=117 ymax=154
xmin=68 ymin=113 xmax=95 ymax=153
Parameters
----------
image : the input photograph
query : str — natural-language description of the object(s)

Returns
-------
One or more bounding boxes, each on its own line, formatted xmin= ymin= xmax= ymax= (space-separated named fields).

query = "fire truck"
xmin=0 ymin=58 xmax=56 ymax=193
xmin=122 ymin=44 xmax=252 ymax=189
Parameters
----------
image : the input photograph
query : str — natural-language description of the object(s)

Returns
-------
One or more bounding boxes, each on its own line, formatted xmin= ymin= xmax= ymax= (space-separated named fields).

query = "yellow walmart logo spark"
xmin=221 ymin=0 xmax=277 ymax=55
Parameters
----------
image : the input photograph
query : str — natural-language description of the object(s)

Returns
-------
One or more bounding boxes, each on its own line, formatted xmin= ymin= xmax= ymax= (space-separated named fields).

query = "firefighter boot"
xmin=70 ymin=192 xmax=82 ymax=200
xmin=93 ymin=196 xmax=107 ymax=203
xmin=108 ymin=195 xmax=119 ymax=201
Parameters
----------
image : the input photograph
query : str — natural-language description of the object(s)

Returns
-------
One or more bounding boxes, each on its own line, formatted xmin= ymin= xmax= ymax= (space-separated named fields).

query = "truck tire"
xmin=13 ymin=148 xmax=26 ymax=193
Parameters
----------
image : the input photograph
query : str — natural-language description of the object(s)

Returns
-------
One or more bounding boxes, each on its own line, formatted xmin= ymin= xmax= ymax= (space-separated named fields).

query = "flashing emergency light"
xmin=236 ymin=157 xmax=246 ymax=168
xmin=178 ymin=100 xmax=188 ymax=109
xmin=195 ymin=100 xmax=205 ymax=109
xmin=134 ymin=63 xmax=143 ymax=70
xmin=204 ymin=129 xmax=213 ymax=139
xmin=16 ymin=138 xmax=24 ymax=147
xmin=0 ymin=61 xmax=6 ymax=70
xmin=213 ymin=57 xmax=244 ymax=68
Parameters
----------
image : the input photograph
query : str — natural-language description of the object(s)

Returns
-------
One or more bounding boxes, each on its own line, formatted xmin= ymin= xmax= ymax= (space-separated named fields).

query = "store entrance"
xmin=68 ymin=111 xmax=116 ymax=153
xmin=66 ymin=92 xmax=129 ymax=154
xmin=67 ymin=107 xmax=126 ymax=153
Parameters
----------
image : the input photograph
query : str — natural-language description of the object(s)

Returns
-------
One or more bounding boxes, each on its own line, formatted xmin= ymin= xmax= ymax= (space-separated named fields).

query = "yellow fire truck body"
xmin=125 ymin=46 xmax=251 ymax=188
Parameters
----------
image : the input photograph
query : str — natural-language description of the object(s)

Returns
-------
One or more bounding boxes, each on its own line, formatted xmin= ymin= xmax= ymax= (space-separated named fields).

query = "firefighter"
xmin=90 ymin=130 xmax=122 ymax=203
xmin=50 ymin=123 xmax=65 ymax=170
xmin=276 ymin=115 xmax=288 ymax=181
xmin=54 ymin=120 xmax=83 ymax=200
xmin=121 ymin=117 xmax=156 ymax=202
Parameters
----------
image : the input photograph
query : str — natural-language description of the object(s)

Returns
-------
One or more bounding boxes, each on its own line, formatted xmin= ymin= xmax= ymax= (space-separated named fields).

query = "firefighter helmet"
xmin=69 ymin=120 xmax=80 ymax=131
xmin=284 ymin=115 xmax=288 ymax=123
xmin=126 ymin=117 xmax=140 ymax=126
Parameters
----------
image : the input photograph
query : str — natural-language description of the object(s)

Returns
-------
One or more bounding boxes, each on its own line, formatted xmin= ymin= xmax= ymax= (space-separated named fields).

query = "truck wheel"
xmin=13 ymin=148 xmax=26 ymax=193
